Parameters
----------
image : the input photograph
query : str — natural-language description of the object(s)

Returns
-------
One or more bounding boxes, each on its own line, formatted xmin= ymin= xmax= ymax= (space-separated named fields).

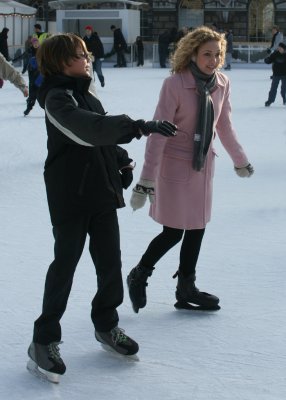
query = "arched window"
xmin=248 ymin=0 xmax=274 ymax=41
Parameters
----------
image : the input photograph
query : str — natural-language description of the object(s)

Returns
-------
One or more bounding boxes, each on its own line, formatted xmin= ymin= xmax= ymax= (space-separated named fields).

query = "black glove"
xmin=120 ymin=167 xmax=133 ymax=189
xmin=266 ymin=48 xmax=271 ymax=54
xmin=135 ymin=119 xmax=177 ymax=137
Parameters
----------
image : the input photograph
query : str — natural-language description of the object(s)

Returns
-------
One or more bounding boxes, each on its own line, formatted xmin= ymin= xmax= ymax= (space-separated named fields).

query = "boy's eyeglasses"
xmin=76 ymin=53 xmax=89 ymax=60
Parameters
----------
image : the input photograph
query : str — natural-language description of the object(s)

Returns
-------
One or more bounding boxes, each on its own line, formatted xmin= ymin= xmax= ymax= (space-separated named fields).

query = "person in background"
xmin=33 ymin=24 xmax=49 ymax=44
xmin=110 ymin=25 xmax=127 ymax=68
xmin=158 ymin=30 xmax=170 ymax=68
xmin=224 ymin=29 xmax=233 ymax=70
xmin=26 ymin=33 xmax=177 ymax=383
xmin=0 ymin=52 xmax=28 ymax=96
xmin=264 ymin=42 xmax=286 ymax=106
xmin=127 ymin=26 xmax=254 ymax=315
xmin=23 ymin=37 xmax=42 ymax=116
xmin=22 ymin=35 xmax=33 ymax=74
xmin=83 ymin=26 xmax=105 ymax=87
xmin=0 ymin=27 xmax=10 ymax=88
xmin=135 ymin=36 xmax=144 ymax=66
xmin=174 ymin=27 xmax=189 ymax=48
xmin=267 ymin=25 xmax=284 ymax=54
xmin=211 ymin=22 xmax=219 ymax=32
xmin=0 ymin=27 xmax=9 ymax=60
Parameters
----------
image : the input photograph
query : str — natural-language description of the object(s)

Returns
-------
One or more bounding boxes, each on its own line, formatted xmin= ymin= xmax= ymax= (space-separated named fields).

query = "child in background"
xmin=26 ymin=33 xmax=176 ymax=383
xmin=23 ymin=37 xmax=42 ymax=116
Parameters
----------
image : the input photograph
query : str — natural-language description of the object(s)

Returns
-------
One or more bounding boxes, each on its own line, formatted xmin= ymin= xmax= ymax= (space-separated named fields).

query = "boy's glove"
xmin=135 ymin=120 xmax=177 ymax=137
xmin=130 ymin=179 xmax=155 ymax=210
xmin=120 ymin=167 xmax=133 ymax=189
xmin=234 ymin=163 xmax=254 ymax=178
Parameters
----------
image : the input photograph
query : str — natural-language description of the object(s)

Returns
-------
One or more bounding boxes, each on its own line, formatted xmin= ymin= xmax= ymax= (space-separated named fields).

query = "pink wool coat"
xmin=140 ymin=69 xmax=249 ymax=230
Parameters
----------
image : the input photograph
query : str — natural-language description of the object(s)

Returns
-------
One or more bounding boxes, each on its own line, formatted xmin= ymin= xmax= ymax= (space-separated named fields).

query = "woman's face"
xmin=194 ymin=40 xmax=221 ymax=75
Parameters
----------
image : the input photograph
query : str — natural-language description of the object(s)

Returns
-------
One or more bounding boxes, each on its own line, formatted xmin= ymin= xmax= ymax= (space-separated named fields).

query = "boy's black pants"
xmin=33 ymin=210 xmax=123 ymax=345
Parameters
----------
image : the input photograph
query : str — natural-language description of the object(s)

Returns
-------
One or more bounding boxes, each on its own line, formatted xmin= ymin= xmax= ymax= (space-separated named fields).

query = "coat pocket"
xmin=160 ymin=155 xmax=191 ymax=183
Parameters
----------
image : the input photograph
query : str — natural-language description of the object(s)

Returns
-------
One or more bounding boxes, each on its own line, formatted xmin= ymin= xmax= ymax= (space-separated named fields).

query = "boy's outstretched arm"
xmin=45 ymin=89 xmax=176 ymax=147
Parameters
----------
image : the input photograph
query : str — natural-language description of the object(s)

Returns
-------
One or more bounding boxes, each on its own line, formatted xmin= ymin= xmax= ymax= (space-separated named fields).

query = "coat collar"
xmin=180 ymin=69 xmax=225 ymax=89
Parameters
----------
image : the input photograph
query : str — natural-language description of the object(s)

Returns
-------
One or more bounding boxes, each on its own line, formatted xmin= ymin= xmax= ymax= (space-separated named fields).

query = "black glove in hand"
xmin=120 ymin=167 xmax=133 ymax=189
xmin=135 ymin=119 xmax=177 ymax=137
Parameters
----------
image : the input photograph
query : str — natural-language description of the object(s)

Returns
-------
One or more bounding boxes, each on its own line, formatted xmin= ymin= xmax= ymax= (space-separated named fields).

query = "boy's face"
xmin=63 ymin=48 xmax=90 ymax=78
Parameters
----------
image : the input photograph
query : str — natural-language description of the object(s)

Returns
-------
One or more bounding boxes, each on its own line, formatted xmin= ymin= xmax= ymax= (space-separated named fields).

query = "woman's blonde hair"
xmin=37 ymin=33 xmax=91 ymax=77
xmin=171 ymin=26 xmax=226 ymax=73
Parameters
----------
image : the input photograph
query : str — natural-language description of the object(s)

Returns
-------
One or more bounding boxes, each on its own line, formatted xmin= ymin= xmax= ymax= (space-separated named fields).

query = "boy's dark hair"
xmin=36 ymin=33 xmax=89 ymax=77
xmin=34 ymin=24 xmax=42 ymax=30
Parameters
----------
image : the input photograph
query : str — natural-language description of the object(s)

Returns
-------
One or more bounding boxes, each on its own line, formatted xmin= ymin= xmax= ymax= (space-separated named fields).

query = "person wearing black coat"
xmin=26 ymin=33 xmax=177 ymax=382
xmin=158 ymin=30 xmax=170 ymax=68
xmin=264 ymin=42 xmax=286 ymax=106
xmin=0 ymin=28 xmax=9 ymax=60
xmin=224 ymin=29 xmax=233 ymax=70
xmin=110 ymin=25 xmax=127 ymax=67
xmin=135 ymin=36 xmax=144 ymax=66
xmin=83 ymin=26 xmax=105 ymax=87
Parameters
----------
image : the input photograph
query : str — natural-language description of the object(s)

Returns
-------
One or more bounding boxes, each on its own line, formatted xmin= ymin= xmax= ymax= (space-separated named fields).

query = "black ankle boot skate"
xmin=127 ymin=263 xmax=154 ymax=313
xmin=173 ymin=271 xmax=220 ymax=311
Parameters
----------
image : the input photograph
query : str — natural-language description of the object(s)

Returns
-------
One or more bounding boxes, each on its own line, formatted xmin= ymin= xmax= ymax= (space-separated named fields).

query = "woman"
xmin=128 ymin=26 xmax=254 ymax=313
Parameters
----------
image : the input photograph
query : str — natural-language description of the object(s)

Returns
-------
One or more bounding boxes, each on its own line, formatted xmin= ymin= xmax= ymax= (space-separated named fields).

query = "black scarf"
xmin=189 ymin=61 xmax=217 ymax=171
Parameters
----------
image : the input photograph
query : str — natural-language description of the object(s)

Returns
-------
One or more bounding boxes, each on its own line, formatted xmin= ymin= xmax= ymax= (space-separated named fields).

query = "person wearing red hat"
xmin=83 ymin=26 xmax=105 ymax=87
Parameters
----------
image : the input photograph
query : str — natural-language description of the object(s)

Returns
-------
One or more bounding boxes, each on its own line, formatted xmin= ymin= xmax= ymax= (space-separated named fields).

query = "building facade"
xmin=22 ymin=0 xmax=286 ymax=42
xmin=141 ymin=0 xmax=286 ymax=42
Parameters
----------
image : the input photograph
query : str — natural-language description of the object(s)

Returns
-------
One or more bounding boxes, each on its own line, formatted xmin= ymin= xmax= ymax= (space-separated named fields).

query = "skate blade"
xmin=132 ymin=303 xmax=140 ymax=313
xmin=100 ymin=344 xmax=140 ymax=361
xmin=26 ymin=359 xmax=61 ymax=384
xmin=174 ymin=301 xmax=221 ymax=311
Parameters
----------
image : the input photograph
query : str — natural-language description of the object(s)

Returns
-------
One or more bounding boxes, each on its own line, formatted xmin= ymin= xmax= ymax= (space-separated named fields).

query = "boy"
xmin=264 ymin=42 xmax=286 ymax=106
xmin=26 ymin=33 xmax=176 ymax=383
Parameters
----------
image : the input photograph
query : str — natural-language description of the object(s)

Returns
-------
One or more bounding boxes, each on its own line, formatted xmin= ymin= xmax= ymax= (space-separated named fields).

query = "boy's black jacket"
xmin=264 ymin=51 xmax=286 ymax=76
xmin=37 ymin=74 xmax=139 ymax=226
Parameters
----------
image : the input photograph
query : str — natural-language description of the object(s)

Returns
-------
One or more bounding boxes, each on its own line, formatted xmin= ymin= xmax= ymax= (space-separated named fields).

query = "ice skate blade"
xmin=100 ymin=344 xmax=140 ymax=361
xmin=132 ymin=303 xmax=139 ymax=313
xmin=174 ymin=301 xmax=221 ymax=311
xmin=26 ymin=359 xmax=61 ymax=384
